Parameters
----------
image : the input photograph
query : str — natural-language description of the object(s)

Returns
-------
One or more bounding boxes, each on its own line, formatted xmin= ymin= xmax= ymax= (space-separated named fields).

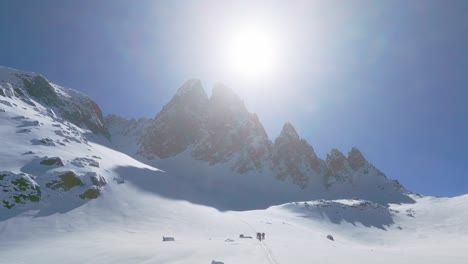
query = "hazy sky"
xmin=1 ymin=0 xmax=467 ymax=197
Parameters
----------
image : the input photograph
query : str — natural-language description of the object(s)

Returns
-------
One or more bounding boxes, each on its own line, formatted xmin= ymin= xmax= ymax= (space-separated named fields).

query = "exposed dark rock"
xmin=71 ymin=157 xmax=99 ymax=168
xmin=40 ymin=157 xmax=64 ymax=166
xmin=1 ymin=171 xmax=41 ymax=209
xmin=192 ymin=83 xmax=272 ymax=173
xmin=272 ymin=122 xmax=322 ymax=188
xmin=326 ymin=149 xmax=347 ymax=176
xmin=79 ymin=188 xmax=100 ymax=199
xmin=21 ymin=75 xmax=63 ymax=107
xmin=348 ymin=147 xmax=367 ymax=170
xmin=0 ymin=99 xmax=12 ymax=107
xmin=140 ymin=79 xmax=209 ymax=158
xmin=90 ymin=174 xmax=107 ymax=187
xmin=12 ymin=73 xmax=109 ymax=137
xmin=46 ymin=171 xmax=83 ymax=191
xmin=31 ymin=137 xmax=55 ymax=146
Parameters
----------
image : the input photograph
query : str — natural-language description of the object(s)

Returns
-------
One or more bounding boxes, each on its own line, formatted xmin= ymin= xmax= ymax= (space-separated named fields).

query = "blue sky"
xmin=1 ymin=0 xmax=467 ymax=197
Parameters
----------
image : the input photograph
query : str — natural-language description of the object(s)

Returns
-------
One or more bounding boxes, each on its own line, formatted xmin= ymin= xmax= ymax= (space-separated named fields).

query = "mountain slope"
xmin=107 ymin=80 xmax=412 ymax=206
xmin=0 ymin=66 xmax=108 ymax=137
xmin=0 ymin=65 xmax=467 ymax=264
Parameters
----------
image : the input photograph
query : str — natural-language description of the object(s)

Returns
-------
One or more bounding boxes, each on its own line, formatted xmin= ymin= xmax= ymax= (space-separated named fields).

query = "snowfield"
xmin=1 ymin=185 xmax=467 ymax=263
xmin=1 ymin=66 xmax=467 ymax=263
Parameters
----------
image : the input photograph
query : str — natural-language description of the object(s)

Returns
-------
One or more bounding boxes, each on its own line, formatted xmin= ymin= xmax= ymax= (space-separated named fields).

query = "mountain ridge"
xmin=106 ymin=79 xmax=412 ymax=205
xmin=0 ymin=65 xmax=413 ymax=212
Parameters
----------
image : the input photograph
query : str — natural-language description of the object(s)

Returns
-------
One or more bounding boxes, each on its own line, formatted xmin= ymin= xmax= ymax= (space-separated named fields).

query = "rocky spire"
xmin=179 ymin=82 xmax=272 ymax=173
xmin=278 ymin=122 xmax=300 ymax=140
xmin=209 ymin=83 xmax=247 ymax=113
xmin=325 ymin=149 xmax=347 ymax=176
xmin=175 ymin=79 xmax=207 ymax=99
xmin=348 ymin=147 xmax=367 ymax=170
xmin=272 ymin=122 xmax=322 ymax=188
xmin=139 ymin=79 xmax=209 ymax=158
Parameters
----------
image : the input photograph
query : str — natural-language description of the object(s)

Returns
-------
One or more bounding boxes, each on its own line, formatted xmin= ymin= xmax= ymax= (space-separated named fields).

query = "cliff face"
xmin=272 ymin=122 xmax=322 ymax=188
xmin=0 ymin=66 xmax=109 ymax=137
xmin=139 ymin=79 xmax=209 ymax=159
xmin=139 ymin=81 xmax=273 ymax=173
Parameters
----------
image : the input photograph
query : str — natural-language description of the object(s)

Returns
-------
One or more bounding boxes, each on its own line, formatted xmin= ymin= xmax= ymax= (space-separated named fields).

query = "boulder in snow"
xmin=31 ymin=137 xmax=56 ymax=146
xmin=40 ymin=157 xmax=65 ymax=166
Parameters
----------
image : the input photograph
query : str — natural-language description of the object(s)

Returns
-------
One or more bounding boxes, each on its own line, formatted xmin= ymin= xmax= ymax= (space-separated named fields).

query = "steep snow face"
xmin=272 ymin=122 xmax=322 ymax=188
xmin=139 ymin=79 xmax=209 ymax=159
xmin=0 ymin=66 xmax=108 ymax=137
xmin=105 ymin=114 xmax=151 ymax=157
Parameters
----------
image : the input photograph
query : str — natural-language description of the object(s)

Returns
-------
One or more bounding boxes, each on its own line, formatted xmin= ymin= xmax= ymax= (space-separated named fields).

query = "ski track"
xmin=237 ymin=217 xmax=279 ymax=264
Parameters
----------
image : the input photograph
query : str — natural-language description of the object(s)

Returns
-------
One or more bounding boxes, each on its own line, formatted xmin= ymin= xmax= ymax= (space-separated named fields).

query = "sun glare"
xmin=226 ymin=28 xmax=278 ymax=79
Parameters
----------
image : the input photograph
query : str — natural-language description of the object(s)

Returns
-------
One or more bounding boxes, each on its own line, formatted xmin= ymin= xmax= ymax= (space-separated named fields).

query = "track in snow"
xmin=238 ymin=217 xmax=280 ymax=264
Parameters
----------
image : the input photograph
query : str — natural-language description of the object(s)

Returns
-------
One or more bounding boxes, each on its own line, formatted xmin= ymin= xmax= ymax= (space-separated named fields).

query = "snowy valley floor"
xmin=1 ymin=180 xmax=467 ymax=264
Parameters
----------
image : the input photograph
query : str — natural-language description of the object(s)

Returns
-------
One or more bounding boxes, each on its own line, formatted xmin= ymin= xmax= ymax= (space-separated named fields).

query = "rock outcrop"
xmin=272 ymin=123 xmax=322 ymax=188
xmin=0 ymin=66 xmax=109 ymax=137
xmin=140 ymin=79 xmax=208 ymax=158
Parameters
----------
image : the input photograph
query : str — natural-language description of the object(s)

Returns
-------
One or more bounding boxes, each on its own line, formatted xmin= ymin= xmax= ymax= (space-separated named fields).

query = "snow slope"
xmin=1 ymin=96 xmax=466 ymax=264
xmin=1 ymin=66 xmax=467 ymax=263
xmin=1 ymin=183 xmax=467 ymax=263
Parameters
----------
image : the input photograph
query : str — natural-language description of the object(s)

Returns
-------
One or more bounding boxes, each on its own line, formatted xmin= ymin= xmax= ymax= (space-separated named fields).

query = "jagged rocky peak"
xmin=175 ymin=78 xmax=207 ymax=99
xmin=209 ymin=83 xmax=247 ymax=112
xmin=348 ymin=147 xmax=367 ymax=170
xmin=139 ymin=80 xmax=209 ymax=159
xmin=278 ymin=122 xmax=300 ymax=140
xmin=167 ymin=78 xmax=209 ymax=111
xmin=326 ymin=148 xmax=347 ymax=175
xmin=249 ymin=113 xmax=269 ymax=139
xmin=192 ymin=82 xmax=272 ymax=172
xmin=272 ymin=122 xmax=322 ymax=188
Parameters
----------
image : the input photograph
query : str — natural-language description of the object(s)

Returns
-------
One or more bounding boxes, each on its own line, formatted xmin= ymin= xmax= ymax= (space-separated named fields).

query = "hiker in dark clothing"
xmin=256 ymin=232 xmax=261 ymax=240
xmin=262 ymin=233 xmax=265 ymax=240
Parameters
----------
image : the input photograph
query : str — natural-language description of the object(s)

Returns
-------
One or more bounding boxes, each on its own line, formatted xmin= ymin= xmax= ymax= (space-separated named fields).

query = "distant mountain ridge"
xmin=0 ymin=66 xmax=412 ymax=211
xmin=107 ymin=79 xmax=411 ymax=204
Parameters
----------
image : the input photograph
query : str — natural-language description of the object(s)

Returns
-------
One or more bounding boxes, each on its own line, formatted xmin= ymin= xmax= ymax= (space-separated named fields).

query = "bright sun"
xmin=226 ymin=28 xmax=278 ymax=78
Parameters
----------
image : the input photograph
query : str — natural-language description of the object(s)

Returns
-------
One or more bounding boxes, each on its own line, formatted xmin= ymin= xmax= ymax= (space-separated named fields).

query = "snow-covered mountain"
xmin=0 ymin=66 xmax=153 ymax=213
xmin=0 ymin=65 xmax=411 ymax=211
xmin=108 ymin=79 xmax=412 ymax=207
xmin=1 ymin=66 xmax=467 ymax=264
xmin=139 ymin=80 xmax=273 ymax=174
